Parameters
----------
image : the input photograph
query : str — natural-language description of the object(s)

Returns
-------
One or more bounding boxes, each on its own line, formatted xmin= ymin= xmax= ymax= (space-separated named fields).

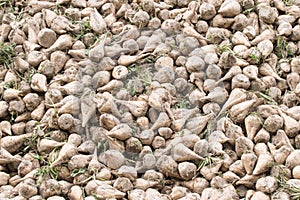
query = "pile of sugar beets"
xmin=1 ymin=0 xmax=300 ymax=199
